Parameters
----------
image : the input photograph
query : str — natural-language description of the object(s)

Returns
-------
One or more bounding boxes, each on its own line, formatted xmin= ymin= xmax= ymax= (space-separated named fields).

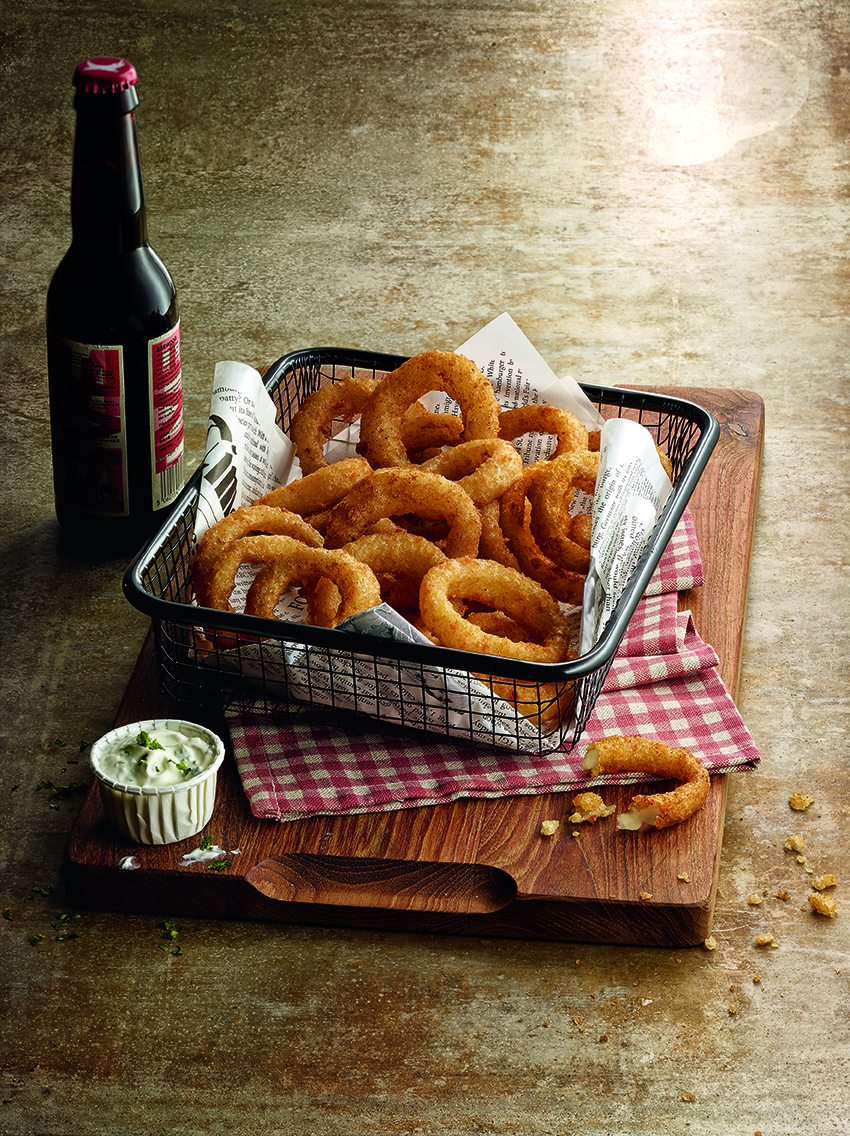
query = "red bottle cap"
xmin=73 ymin=58 xmax=138 ymax=95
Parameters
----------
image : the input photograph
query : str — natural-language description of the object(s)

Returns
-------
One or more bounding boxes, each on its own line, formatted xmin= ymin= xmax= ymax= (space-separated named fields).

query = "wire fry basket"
xmin=123 ymin=348 xmax=719 ymax=757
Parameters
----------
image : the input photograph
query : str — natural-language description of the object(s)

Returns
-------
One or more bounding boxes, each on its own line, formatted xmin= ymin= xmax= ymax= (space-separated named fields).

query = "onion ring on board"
xmin=358 ymin=350 xmax=500 ymax=469
xmin=582 ymin=735 xmax=710 ymax=830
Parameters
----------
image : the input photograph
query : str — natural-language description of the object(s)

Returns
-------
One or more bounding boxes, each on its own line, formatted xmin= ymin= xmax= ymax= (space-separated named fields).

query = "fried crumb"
xmin=704 ymin=935 xmax=718 ymax=951
xmin=540 ymin=819 xmax=560 ymax=837
xmin=812 ymin=874 xmax=838 ymax=891
xmin=678 ymin=872 xmax=690 ymax=882
xmin=789 ymin=792 xmax=815 ymax=811
xmin=753 ymin=975 xmax=761 ymax=983
xmin=776 ymin=890 xmax=791 ymax=901
xmin=796 ymin=855 xmax=807 ymax=865
xmin=748 ymin=894 xmax=763 ymax=905
xmin=728 ymin=1005 xmax=737 ymax=1015
xmin=639 ymin=891 xmax=653 ymax=901
xmin=681 ymin=1091 xmax=695 ymax=1102
xmin=568 ymin=792 xmax=616 ymax=824
xmin=809 ymin=893 xmax=838 ymax=918
xmin=784 ymin=834 xmax=805 ymax=853
xmin=754 ymin=933 xmax=775 ymax=947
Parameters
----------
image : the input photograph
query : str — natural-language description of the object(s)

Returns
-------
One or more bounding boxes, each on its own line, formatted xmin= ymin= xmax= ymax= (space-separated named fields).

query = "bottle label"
xmin=48 ymin=336 xmax=130 ymax=516
xmin=149 ymin=323 xmax=184 ymax=510
xmin=48 ymin=326 xmax=184 ymax=517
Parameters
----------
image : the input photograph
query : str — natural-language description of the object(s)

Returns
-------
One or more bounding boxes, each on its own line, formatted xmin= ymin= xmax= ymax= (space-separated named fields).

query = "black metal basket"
xmin=123 ymin=348 xmax=719 ymax=757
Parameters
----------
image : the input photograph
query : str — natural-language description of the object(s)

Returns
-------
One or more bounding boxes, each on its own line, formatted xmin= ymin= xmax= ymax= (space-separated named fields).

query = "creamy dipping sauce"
xmin=94 ymin=726 xmax=217 ymax=789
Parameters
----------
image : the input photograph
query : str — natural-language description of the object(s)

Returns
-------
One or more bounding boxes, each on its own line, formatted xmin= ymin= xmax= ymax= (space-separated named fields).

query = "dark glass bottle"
xmin=47 ymin=57 xmax=184 ymax=555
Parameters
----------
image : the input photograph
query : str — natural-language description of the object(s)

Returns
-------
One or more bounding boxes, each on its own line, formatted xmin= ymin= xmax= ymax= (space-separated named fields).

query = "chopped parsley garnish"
xmin=206 ymin=859 xmax=232 ymax=872
xmin=136 ymin=730 xmax=165 ymax=752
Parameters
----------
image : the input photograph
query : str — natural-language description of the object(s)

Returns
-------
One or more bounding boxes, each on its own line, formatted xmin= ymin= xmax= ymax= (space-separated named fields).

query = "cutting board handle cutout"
xmin=247 ymin=853 xmax=517 ymax=914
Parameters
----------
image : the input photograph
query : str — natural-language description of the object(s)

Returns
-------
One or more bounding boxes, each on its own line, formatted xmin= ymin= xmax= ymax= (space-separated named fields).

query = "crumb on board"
xmin=540 ymin=819 xmax=560 ymax=837
xmin=568 ymin=792 xmax=616 ymax=824
xmin=748 ymin=894 xmax=763 ymax=905
xmin=812 ymin=874 xmax=838 ymax=891
xmin=784 ymin=834 xmax=805 ymax=853
xmin=678 ymin=872 xmax=690 ymax=882
xmin=809 ymin=893 xmax=838 ymax=918
xmin=704 ymin=935 xmax=718 ymax=951
xmin=754 ymin=933 xmax=775 ymax=947
xmin=639 ymin=892 xmax=653 ymax=901
xmin=776 ymin=890 xmax=791 ymax=901
xmin=789 ymin=792 xmax=815 ymax=811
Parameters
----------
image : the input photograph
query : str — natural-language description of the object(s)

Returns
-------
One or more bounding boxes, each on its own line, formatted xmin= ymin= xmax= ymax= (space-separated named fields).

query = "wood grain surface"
xmin=65 ymin=388 xmax=764 ymax=947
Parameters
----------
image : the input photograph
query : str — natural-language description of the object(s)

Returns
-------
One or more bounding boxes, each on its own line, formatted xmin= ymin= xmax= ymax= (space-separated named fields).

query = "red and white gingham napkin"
xmin=226 ymin=509 xmax=760 ymax=821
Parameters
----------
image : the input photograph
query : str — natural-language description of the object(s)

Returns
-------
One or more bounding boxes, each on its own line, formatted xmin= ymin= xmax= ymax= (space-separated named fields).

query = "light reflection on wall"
xmin=638 ymin=30 xmax=809 ymax=166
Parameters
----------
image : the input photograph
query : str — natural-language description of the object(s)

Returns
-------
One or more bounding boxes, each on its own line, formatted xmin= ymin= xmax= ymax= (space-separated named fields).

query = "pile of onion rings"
xmin=190 ymin=351 xmax=674 ymax=727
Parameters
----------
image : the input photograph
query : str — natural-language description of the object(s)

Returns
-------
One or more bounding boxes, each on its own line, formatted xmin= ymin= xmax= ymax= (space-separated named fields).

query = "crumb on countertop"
xmin=812 ymin=874 xmax=838 ymax=891
xmin=809 ymin=893 xmax=838 ymax=918
xmin=789 ymin=792 xmax=815 ymax=811
xmin=784 ymin=834 xmax=805 ymax=853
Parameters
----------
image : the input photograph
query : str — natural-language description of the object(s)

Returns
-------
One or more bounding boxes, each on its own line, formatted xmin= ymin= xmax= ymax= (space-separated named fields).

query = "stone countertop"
xmin=1 ymin=3 xmax=847 ymax=1134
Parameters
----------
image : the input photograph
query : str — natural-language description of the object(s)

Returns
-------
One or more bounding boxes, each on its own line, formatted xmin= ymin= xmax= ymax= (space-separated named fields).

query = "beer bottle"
xmin=47 ymin=57 xmax=184 ymax=554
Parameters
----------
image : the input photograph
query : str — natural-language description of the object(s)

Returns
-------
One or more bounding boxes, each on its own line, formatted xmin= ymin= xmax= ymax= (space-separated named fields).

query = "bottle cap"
xmin=73 ymin=58 xmax=138 ymax=95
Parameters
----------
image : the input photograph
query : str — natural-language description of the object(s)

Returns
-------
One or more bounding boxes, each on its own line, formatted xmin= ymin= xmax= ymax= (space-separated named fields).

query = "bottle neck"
xmin=70 ymin=103 xmax=149 ymax=253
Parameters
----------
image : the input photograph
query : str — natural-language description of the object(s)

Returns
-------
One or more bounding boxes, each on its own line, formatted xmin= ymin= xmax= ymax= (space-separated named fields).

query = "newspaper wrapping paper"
xmin=189 ymin=313 xmax=679 ymax=752
xmin=225 ymin=510 xmax=761 ymax=823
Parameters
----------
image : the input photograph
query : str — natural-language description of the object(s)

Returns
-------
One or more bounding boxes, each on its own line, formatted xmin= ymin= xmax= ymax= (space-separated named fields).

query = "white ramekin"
xmin=89 ymin=718 xmax=226 ymax=845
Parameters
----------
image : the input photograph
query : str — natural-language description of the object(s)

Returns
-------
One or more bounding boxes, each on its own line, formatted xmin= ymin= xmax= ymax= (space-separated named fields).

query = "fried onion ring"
xmin=478 ymin=499 xmax=521 ymax=571
xmin=499 ymin=466 xmax=586 ymax=606
xmin=582 ymin=735 xmax=710 ymax=830
xmin=400 ymin=405 xmax=464 ymax=458
xmin=498 ymin=404 xmax=589 ymax=458
xmin=418 ymin=558 xmax=573 ymax=663
xmin=192 ymin=505 xmax=324 ymax=608
xmin=420 ymin=438 xmax=523 ymax=506
xmin=358 ymin=350 xmax=500 ymax=468
xmin=324 ymin=468 xmax=482 ymax=558
xmin=202 ymin=534 xmax=317 ymax=613
xmin=289 ymin=374 xmax=379 ymax=475
xmin=255 ymin=456 xmax=373 ymax=516
xmin=570 ymin=512 xmax=593 ymax=550
xmin=244 ymin=539 xmax=381 ymax=627
xmin=526 ymin=451 xmax=599 ymax=574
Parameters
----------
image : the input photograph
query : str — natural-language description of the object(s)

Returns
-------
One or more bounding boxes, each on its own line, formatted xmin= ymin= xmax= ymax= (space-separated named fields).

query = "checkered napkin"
xmin=226 ymin=509 xmax=760 ymax=821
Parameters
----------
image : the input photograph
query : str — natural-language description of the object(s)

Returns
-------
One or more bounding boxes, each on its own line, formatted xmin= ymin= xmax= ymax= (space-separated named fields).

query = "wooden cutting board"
xmin=65 ymin=388 xmax=764 ymax=947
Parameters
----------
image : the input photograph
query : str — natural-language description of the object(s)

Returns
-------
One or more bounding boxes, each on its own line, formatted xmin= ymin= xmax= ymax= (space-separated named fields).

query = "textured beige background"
xmin=1 ymin=2 xmax=847 ymax=1133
